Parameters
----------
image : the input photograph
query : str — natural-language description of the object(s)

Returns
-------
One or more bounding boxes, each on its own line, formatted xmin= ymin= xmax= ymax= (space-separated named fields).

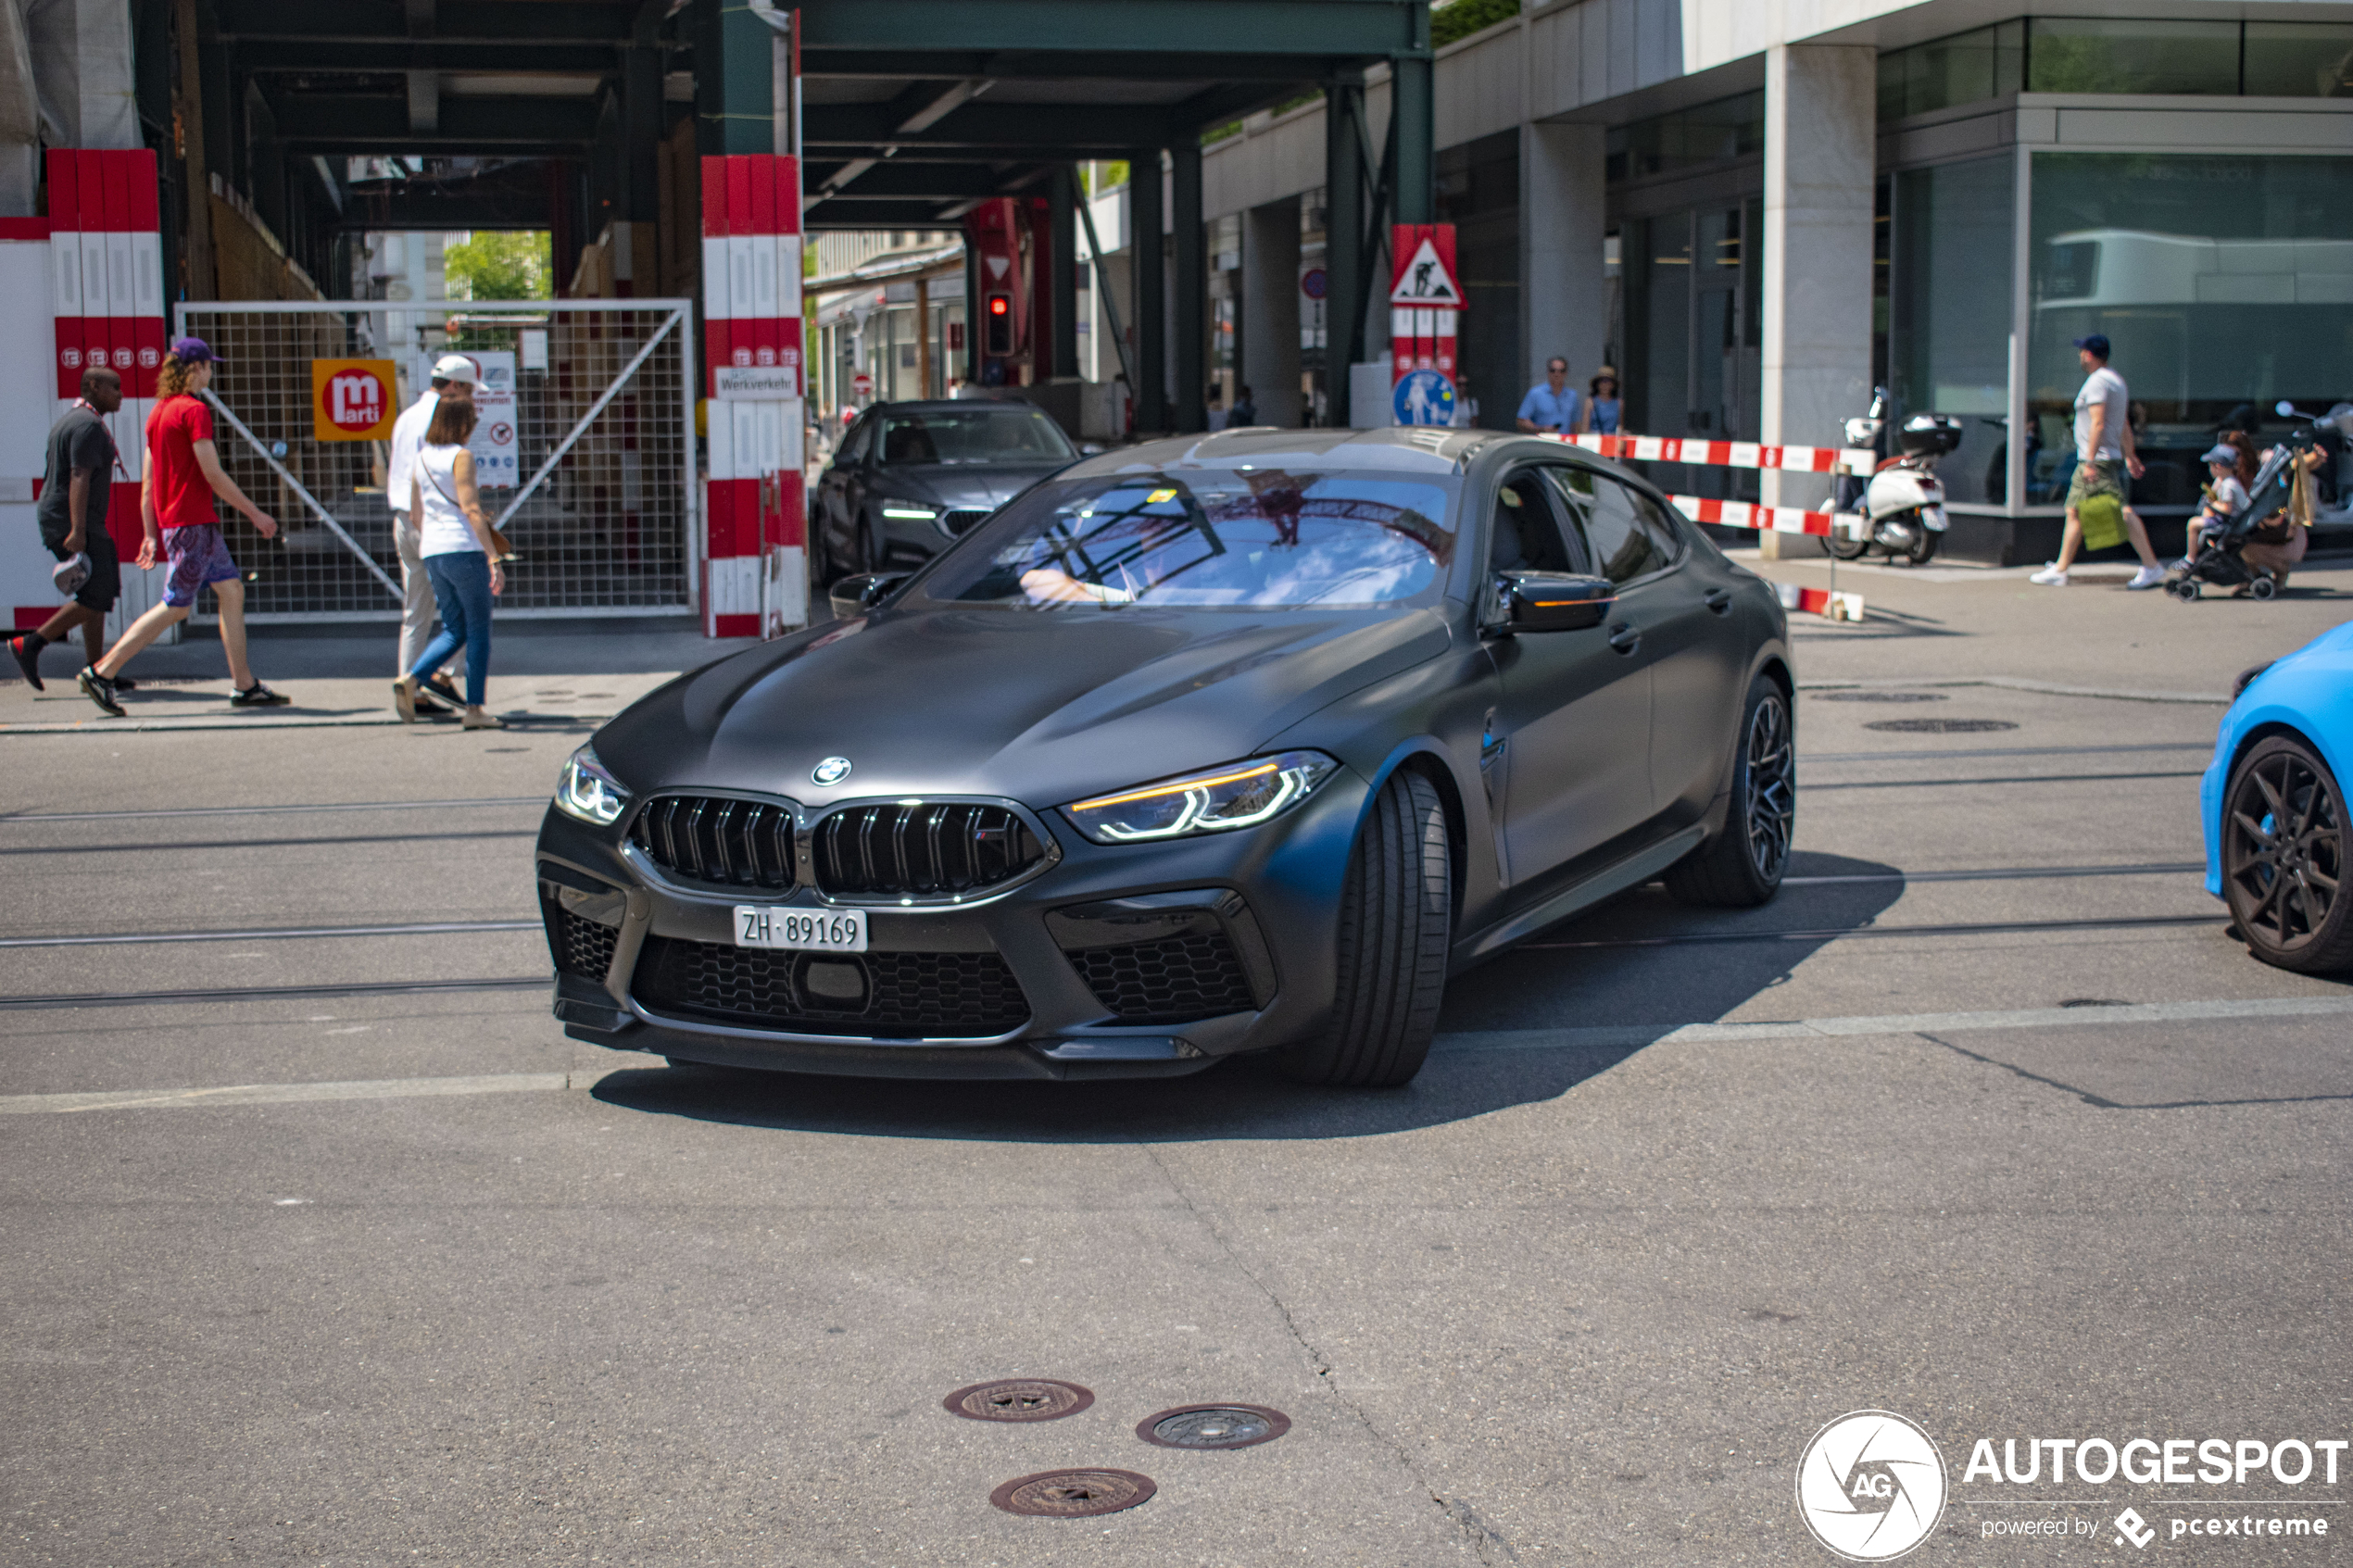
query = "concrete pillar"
xmin=1522 ymin=119 xmax=1606 ymax=417
xmin=1170 ymin=140 xmax=1205 ymax=433
xmin=1130 ymin=149 xmax=1165 ymax=433
xmin=1760 ymin=42 xmax=1876 ymax=531
xmin=694 ymin=0 xmax=774 ymax=154
xmin=1242 ymin=196 xmax=1302 ymax=428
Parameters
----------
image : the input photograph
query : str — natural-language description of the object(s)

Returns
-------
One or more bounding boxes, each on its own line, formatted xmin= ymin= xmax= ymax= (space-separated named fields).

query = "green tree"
xmin=444 ymin=231 xmax=551 ymax=301
xmin=1431 ymin=0 xmax=1517 ymax=47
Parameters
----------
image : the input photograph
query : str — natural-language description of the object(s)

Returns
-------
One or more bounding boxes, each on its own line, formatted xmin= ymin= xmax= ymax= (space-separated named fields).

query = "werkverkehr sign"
xmin=712 ymin=365 xmax=800 ymax=399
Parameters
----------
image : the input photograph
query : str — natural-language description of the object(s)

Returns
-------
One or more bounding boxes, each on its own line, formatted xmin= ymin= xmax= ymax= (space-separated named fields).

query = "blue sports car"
xmin=2203 ymin=620 xmax=2353 ymax=972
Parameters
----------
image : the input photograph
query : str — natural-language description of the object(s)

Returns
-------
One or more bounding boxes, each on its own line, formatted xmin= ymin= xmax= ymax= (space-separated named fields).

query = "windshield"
xmin=877 ymin=408 xmax=1076 ymax=466
xmin=914 ymin=469 xmax=1459 ymax=609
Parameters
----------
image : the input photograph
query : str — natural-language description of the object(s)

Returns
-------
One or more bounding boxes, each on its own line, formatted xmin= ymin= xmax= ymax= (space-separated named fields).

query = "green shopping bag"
xmin=2077 ymin=492 xmax=2126 ymax=552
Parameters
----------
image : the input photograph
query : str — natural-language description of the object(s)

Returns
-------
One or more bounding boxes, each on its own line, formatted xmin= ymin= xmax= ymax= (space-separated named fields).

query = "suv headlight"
xmin=1063 ymin=751 xmax=1338 ymax=844
xmin=556 ymin=746 xmax=631 ymax=826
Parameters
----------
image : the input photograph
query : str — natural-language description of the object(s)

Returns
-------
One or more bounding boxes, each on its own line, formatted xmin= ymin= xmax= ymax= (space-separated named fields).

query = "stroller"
xmin=2166 ymin=402 xmax=2329 ymax=602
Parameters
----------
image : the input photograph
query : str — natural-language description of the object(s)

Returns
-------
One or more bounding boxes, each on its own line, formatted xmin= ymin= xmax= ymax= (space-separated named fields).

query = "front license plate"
xmin=734 ymin=905 xmax=868 ymax=953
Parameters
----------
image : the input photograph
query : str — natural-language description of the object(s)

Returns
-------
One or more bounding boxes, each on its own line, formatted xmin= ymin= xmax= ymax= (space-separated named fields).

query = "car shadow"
xmin=589 ymin=848 xmax=1906 ymax=1143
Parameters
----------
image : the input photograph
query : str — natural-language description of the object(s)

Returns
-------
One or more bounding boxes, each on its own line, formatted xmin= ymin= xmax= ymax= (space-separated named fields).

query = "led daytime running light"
xmin=555 ymin=746 xmax=630 ymax=826
xmin=1064 ymin=752 xmax=1336 ymax=845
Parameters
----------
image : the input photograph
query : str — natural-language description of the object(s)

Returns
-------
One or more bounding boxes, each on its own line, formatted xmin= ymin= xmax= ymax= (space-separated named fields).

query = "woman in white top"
xmin=394 ymin=398 xmax=505 ymax=728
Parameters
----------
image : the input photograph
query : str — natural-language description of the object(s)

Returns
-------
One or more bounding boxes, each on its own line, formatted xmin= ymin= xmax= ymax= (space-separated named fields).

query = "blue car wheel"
xmin=2220 ymin=734 xmax=2353 ymax=973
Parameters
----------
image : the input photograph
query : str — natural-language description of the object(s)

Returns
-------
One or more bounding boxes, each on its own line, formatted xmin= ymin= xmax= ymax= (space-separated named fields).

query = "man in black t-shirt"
xmin=11 ymin=368 xmax=129 ymax=691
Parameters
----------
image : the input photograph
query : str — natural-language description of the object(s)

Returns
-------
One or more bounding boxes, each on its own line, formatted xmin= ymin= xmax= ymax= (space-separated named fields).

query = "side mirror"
xmin=827 ymin=571 xmax=911 ymax=621
xmin=1494 ymin=571 xmax=1615 ymax=633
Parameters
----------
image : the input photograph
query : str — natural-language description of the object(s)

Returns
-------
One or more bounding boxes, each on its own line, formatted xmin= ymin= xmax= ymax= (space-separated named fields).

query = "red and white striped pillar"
xmin=699 ymin=153 xmax=805 ymax=639
xmin=29 ymin=148 xmax=167 ymax=636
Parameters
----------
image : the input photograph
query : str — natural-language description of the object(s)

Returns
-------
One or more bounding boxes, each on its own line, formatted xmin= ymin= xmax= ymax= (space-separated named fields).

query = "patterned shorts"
xmin=163 ymin=524 xmax=242 ymax=608
xmin=2065 ymin=459 xmax=2125 ymax=508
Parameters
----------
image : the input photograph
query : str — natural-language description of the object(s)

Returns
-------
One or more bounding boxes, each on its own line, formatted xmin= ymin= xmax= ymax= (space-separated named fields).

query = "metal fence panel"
xmin=173 ymin=299 xmax=696 ymax=620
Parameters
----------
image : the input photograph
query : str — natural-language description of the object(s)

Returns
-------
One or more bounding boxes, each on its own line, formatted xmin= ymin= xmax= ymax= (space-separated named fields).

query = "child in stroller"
xmin=2167 ymin=412 xmax=2320 ymax=601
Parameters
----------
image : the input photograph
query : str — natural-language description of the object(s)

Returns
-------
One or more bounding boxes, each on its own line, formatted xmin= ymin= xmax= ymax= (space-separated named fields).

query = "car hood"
xmin=596 ymin=605 xmax=1453 ymax=808
xmin=873 ymin=462 xmax=1065 ymax=511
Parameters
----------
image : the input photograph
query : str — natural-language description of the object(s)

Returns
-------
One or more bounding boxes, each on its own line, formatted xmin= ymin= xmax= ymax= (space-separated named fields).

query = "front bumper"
xmin=534 ymin=771 xmax=1369 ymax=1079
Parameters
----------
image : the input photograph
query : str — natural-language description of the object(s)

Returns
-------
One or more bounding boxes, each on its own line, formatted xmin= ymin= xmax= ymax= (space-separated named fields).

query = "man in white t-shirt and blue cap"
xmin=387 ymin=354 xmax=477 ymax=712
xmin=2030 ymin=333 xmax=2167 ymax=589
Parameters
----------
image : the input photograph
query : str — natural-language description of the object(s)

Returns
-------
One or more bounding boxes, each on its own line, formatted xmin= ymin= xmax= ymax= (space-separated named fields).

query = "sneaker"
xmin=460 ymin=709 xmax=506 ymax=731
xmin=230 ymin=682 xmax=291 ymax=708
xmin=2126 ymin=564 xmax=2167 ymax=590
xmin=2028 ymin=563 xmax=2069 ymax=586
xmin=392 ymin=679 xmax=417 ymax=723
xmin=76 ymin=665 xmax=125 ymax=717
xmin=109 ymin=674 xmax=137 ymax=692
xmin=9 ymin=635 xmax=44 ymax=692
xmin=413 ymin=688 xmax=452 ymax=717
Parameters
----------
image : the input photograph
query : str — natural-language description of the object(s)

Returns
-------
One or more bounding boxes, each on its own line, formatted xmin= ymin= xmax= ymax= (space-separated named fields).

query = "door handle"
xmin=1704 ymin=588 xmax=1732 ymax=615
xmin=1607 ymin=621 xmax=1641 ymax=655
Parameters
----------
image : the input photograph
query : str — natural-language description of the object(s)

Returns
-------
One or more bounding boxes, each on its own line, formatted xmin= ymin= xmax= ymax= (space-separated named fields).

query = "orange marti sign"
xmin=309 ymin=358 xmax=399 ymax=442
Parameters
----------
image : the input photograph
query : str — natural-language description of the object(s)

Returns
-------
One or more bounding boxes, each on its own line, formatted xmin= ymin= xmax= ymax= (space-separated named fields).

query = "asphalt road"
xmin=4 ymin=559 xmax=2349 ymax=1566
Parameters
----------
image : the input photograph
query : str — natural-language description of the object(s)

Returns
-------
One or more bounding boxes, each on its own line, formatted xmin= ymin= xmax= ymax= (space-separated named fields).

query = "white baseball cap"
xmin=431 ymin=354 xmax=482 ymax=385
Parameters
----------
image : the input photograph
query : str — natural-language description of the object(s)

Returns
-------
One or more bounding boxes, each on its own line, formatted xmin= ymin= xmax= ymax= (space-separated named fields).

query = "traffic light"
xmin=983 ymin=292 xmax=1013 ymax=356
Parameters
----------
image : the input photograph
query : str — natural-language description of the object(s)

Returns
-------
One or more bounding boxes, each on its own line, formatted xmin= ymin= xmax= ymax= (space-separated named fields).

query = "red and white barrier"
xmin=1540 ymin=430 xmax=1871 ymax=621
xmin=700 ymin=154 xmax=805 ymax=639
xmin=1545 ymin=431 xmax=1875 ymax=477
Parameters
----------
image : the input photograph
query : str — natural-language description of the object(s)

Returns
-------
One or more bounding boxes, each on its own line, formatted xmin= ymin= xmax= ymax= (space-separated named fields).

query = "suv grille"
xmin=813 ymin=803 xmax=1045 ymax=899
xmin=1068 ymin=931 xmax=1255 ymax=1023
xmin=632 ymin=935 xmax=1031 ymax=1037
xmin=547 ymin=907 xmax=620 ymax=982
xmin=631 ymin=796 xmax=796 ymax=891
xmin=941 ymin=508 xmax=991 ymax=536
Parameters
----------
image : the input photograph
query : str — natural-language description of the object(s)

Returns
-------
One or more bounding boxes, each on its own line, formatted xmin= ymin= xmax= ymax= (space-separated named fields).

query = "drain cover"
xmin=1862 ymin=717 xmax=2019 ymax=733
xmin=1815 ymin=690 xmax=1948 ymax=703
xmin=1137 ymin=1404 xmax=1290 ymax=1449
xmin=989 ymin=1468 xmax=1156 ymax=1518
xmin=943 ymin=1379 xmax=1094 ymax=1423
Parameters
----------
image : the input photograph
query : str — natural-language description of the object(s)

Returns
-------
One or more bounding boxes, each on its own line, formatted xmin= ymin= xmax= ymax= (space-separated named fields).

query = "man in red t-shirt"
xmin=77 ymin=337 xmax=290 ymax=716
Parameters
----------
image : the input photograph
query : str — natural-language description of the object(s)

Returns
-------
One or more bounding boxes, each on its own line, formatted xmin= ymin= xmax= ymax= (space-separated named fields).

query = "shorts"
xmin=163 ymin=524 xmax=242 ymax=608
xmin=38 ymin=517 xmax=120 ymax=613
xmin=2065 ymin=458 xmax=2125 ymax=508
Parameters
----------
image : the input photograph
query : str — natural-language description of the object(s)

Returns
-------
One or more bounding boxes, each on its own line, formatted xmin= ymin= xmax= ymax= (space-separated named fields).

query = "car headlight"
xmin=1063 ymin=751 xmax=1338 ymax=844
xmin=556 ymin=745 xmax=631 ymax=826
xmin=880 ymin=504 xmax=938 ymax=521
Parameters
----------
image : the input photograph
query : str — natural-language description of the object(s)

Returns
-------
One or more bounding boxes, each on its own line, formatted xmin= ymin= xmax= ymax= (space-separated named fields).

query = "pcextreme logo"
xmin=1796 ymin=1411 xmax=1949 ymax=1562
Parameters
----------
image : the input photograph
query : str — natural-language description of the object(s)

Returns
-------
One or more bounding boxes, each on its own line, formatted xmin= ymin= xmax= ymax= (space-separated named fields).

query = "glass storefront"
xmin=1890 ymin=156 xmax=2014 ymax=505
xmin=2027 ymin=152 xmax=2353 ymax=508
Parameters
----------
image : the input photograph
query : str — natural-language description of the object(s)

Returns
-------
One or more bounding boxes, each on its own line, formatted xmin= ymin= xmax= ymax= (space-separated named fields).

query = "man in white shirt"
xmin=2030 ymin=334 xmax=2166 ymax=589
xmin=388 ymin=355 xmax=477 ymax=710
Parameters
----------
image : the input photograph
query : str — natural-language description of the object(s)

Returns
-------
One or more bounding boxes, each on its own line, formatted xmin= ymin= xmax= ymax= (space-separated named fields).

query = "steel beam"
xmin=1131 ymin=149 xmax=1164 ymax=433
xmin=1049 ymin=166 xmax=1077 ymax=382
xmin=802 ymin=50 xmax=1340 ymax=82
xmin=216 ymin=0 xmax=633 ymax=43
xmin=805 ymin=102 xmax=1181 ymax=150
xmin=267 ymin=94 xmax=602 ymax=143
xmin=799 ymin=0 xmax=1417 ymax=58
xmin=1170 ymin=139 xmax=1203 ymax=433
xmin=235 ymin=41 xmax=621 ymax=71
xmin=1325 ymin=78 xmax=1365 ymax=425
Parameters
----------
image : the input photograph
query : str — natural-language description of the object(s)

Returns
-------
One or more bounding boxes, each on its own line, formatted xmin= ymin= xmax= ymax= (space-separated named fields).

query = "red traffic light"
xmin=987 ymin=295 xmax=1010 ymax=317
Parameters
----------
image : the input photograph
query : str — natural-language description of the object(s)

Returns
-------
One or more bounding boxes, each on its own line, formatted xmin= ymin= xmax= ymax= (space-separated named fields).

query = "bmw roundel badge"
xmin=811 ymin=756 xmax=853 ymax=786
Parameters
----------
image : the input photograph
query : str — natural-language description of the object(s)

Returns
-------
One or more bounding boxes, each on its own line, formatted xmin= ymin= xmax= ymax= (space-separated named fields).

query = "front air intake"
xmin=812 ymin=802 xmax=1046 ymax=899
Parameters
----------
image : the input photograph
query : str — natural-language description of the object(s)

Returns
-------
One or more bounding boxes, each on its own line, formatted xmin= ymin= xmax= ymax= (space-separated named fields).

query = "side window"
xmin=1563 ymin=470 xmax=1678 ymax=585
xmin=1488 ymin=468 xmax=1576 ymax=575
xmin=837 ymin=415 xmax=875 ymax=465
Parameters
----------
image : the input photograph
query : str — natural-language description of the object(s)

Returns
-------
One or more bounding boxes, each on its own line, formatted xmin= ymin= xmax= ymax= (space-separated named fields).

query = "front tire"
xmin=1665 ymin=674 xmax=1794 ymax=908
xmin=1277 ymin=770 xmax=1451 ymax=1087
xmin=2221 ymin=735 xmax=2353 ymax=973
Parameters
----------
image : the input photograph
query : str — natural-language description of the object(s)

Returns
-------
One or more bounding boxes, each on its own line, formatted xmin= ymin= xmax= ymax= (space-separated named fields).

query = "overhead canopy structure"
xmin=157 ymin=0 xmax=1434 ymax=425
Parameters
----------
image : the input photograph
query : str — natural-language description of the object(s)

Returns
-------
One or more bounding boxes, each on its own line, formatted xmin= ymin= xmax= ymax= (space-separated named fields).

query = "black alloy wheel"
xmin=2221 ymin=735 xmax=2353 ymax=973
xmin=1277 ymin=769 xmax=1451 ymax=1087
xmin=1665 ymin=674 xmax=1794 ymax=908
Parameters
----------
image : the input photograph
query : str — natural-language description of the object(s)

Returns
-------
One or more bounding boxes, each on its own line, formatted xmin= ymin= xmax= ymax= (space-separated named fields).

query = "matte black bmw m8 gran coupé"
xmin=537 ymin=427 xmax=1794 ymax=1086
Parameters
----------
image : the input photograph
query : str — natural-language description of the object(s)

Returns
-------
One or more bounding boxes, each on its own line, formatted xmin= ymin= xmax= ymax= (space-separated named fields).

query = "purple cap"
xmin=170 ymin=336 xmax=221 ymax=364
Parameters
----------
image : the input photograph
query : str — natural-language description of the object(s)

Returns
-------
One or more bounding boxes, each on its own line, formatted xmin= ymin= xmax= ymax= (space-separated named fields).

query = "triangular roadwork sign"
xmin=1390 ymin=234 xmax=1461 ymax=306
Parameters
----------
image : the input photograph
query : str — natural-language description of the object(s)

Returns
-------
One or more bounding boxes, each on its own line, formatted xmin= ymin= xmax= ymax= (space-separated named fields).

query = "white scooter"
xmin=1825 ymin=389 xmax=1961 ymax=566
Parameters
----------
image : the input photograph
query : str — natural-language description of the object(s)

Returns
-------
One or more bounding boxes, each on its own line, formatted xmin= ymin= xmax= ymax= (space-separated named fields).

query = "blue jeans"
xmin=413 ymin=551 xmax=492 ymax=707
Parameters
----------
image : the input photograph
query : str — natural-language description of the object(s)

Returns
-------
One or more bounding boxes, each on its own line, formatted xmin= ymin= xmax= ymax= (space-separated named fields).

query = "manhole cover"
xmin=1862 ymin=718 xmax=2019 ymax=734
xmin=943 ymin=1379 xmax=1094 ymax=1423
xmin=989 ymin=1468 xmax=1156 ymax=1518
xmin=1137 ymin=1404 xmax=1290 ymax=1449
xmin=1814 ymin=690 xmax=1948 ymax=703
